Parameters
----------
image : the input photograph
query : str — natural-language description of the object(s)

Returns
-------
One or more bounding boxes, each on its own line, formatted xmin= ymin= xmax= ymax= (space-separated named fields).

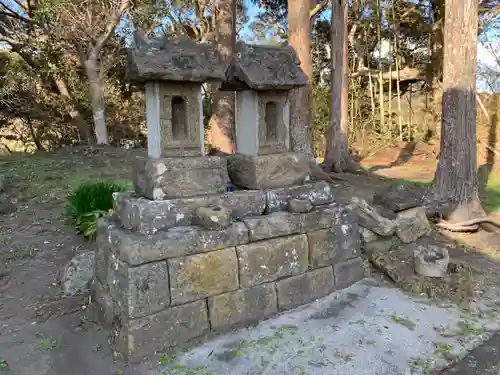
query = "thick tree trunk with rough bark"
xmin=288 ymin=0 xmax=314 ymax=157
xmin=85 ymin=58 xmax=108 ymax=145
xmin=207 ymin=0 xmax=236 ymax=154
xmin=426 ymin=0 xmax=445 ymax=139
xmin=424 ymin=0 xmax=485 ymax=222
xmin=323 ymin=0 xmax=357 ymax=172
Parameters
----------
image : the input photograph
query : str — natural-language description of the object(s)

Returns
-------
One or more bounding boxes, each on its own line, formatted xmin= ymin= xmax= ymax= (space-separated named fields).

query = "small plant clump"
xmin=66 ymin=181 xmax=127 ymax=240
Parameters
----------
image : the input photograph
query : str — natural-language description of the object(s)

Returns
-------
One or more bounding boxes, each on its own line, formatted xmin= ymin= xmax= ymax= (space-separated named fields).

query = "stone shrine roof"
xmin=221 ymin=42 xmax=309 ymax=91
xmin=127 ymin=33 xmax=226 ymax=83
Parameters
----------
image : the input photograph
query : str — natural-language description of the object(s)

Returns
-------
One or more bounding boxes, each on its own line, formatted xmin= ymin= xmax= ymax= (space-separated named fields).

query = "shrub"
xmin=66 ymin=181 xmax=127 ymax=240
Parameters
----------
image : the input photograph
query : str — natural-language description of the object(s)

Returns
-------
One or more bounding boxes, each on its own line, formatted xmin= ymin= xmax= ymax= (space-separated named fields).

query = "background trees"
xmin=0 ymin=0 xmax=499 ymax=172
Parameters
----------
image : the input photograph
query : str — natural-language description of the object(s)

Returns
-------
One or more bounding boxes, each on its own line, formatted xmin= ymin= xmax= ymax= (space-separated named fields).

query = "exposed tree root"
xmin=436 ymin=217 xmax=500 ymax=232
xmin=308 ymin=161 xmax=348 ymax=182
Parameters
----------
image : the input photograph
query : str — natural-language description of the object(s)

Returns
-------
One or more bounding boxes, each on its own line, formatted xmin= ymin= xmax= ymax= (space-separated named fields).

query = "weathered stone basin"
xmin=413 ymin=245 xmax=450 ymax=278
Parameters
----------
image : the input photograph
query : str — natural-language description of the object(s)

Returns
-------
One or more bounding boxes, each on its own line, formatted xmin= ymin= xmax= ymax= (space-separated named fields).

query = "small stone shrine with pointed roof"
xmin=222 ymin=41 xmax=308 ymax=156
xmin=128 ymin=33 xmax=225 ymax=158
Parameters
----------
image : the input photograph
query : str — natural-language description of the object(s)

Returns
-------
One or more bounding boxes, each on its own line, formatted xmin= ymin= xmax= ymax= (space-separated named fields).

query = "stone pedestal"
xmin=227 ymin=152 xmax=311 ymax=190
xmin=94 ymin=182 xmax=365 ymax=363
xmin=132 ymin=156 xmax=229 ymax=200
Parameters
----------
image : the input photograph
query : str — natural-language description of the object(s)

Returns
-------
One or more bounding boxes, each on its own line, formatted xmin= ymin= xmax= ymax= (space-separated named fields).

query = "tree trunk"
xmin=207 ymin=0 xmax=236 ymax=154
xmin=52 ymin=76 xmax=94 ymax=144
xmin=424 ymin=0 xmax=485 ymax=222
xmin=426 ymin=0 xmax=445 ymax=140
xmin=323 ymin=0 xmax=357 ymax=172
xmin=85 ymin=59 xmax=108 ymax=145
xmin=288 ymin=0 xmax=314 ymax=157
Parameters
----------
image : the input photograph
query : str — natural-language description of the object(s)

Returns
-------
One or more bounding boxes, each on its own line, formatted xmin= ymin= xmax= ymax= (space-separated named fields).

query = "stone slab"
xmin=168 ymin=248 xmax=239 ymax=305
xmin=95 ymin=236 xmax=110 ymax=285
xmin=208 ymin=283 xmax=278 ymax=330
xmin=97 ymin=218 xmax=248 ymax=266
xmin=265 ymin=181 xmax=334 ymax=213
xmin=114 ymin=299 xmax=209 ymax=362
xmin=91 ymin=280 xmax=116 ymax=328
xmin=106 ymin=252 xmax=170 ymax=319
xmin=133 ymin=156 xmax=229 ymax=200
xmin=372 ymin=184 xmax=424 ymax=212
xmin=307 ymin=224 xmax=360 ymax=268
xmin=276 ymin=267 xmax=334 ymax=311
xmin=360 ymin=227 xmax=401 ymax=255
xmin=237 ymin=235 xmax=308 ymax=288
xmin=227 ymin=153 xmax=310 ymax=190
xmin=334 ymin=257 xmax=365 ymax=290
xmin=242 ymin=212 xmax=301 ymax=241
xmin=114 ymin=190 xmax=266 ymax=234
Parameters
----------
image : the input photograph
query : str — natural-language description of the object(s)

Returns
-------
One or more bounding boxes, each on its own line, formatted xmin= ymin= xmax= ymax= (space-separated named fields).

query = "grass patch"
xmin=389 ymin=315 xmax=417 ymax=331
xmin=480 ymin=173 xmax=500 ymax=213
xmin=34 ymin=336 xmax=58 ymax=352
xmin=382 ymin=171 xmax=500 ymax=214
xmin=0 ymin=153 xmax=132 ymax=201
xmin=66 ymin=181 xmax=127 ymax=240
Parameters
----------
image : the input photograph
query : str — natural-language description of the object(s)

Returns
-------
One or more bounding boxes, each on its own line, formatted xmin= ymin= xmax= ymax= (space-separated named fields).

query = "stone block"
xmin=168 ymin=248 xmax=239 ymax=305
xmin=227 ymin=152 xmax=310 ymax=190
xmin=299 ymin=208 xmax=335 ymax=233
xmin=276 ymin=267 xmax=334 ymax=310
xmin=208 ymin=283 xmax=277 ymax=330
xmin=373 ymin=184 xmax=423 ymax=212
xmin=242 ymin=212 xmax=301 ymax=241
xmin=97 ymin=218 xmax=248 ymax=266
xmin=363 ymin=237 xmax=401 ymax=255
xmin=300 ymin=203 xmax=357 ymax=233
xmin=265 ymin=181 xmax=334 ymax=213
xmin=395 ymin=206 xmax=431 ymax=243
xmin=237 ymin=235 xmax=308 ymax=287
xmin=307 ymin=224 xmax=360 ymax=268
xmin=114 ymin=300 xmax=209 ymax=362
xmin=287 ymin=198 xmax=313 ymax=213
xmin=133 ymin=156 xmax=229 ymax=200
xmin=334 ymin=257 xmax=364 ymax=290
xmin=91 ymin=280 xmax=116 ymax=328
xmin=352 ymin=197 xmax=396 ymax=237
xmin=106 ymin=253 xmax=170 ymax=319
xmin=95 ymin=236 xmax=110 ymax=285
xmin=360 ymin=227 xmax=400 ymax=255
xmin=114 ymin=190 xmax=266 ymax=234
xmin=193 ymin=205 xmax=232 ymax=230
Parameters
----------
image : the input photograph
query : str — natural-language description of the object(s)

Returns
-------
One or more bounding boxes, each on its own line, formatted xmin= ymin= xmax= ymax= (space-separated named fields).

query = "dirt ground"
xmin=0 ymin=145 xmax=500 ymax=375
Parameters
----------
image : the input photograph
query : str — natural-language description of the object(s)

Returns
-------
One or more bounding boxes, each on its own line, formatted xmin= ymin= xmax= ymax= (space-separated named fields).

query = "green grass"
xmin=481 ymin=173 xmax=500 ymax=213
xmin=380 ymin=171 xmax=500 ymax=214
xmin=0 ymin=154 xmax=132 ymax=202
xmin=66 ymin=181 xmax=128 ymax=239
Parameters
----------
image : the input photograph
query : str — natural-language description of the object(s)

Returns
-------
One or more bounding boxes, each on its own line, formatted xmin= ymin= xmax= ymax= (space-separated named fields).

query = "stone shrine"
xmin=127 ymin=34 xmax=229 ymax=200
xmin=93 ymin=37 xmax=366 ymax=363
xmin=221 ymin=42 xmax=308 ymax=156
xmin=222 ymin=42 xmax=312 ymax=190
xmin=128 ymin=33 xmax=225 ymax=158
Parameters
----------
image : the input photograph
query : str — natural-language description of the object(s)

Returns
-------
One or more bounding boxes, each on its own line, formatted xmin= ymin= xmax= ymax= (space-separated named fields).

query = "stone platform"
xmin=93 ymin=182 xmax=365 ymax=363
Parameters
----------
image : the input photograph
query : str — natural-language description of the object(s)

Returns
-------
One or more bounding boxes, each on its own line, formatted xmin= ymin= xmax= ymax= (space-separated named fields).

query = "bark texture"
xmin=288 ymin=0 xmax=314 ymax=157
xmin=207 ymin=0 xmax=236 ymax=154
xmin=323 ymin=0 xmax=357 ymax=172
xmin=85 ymin=58 xmax=108 ymax=145
xmin=425 ymin=0 xmax=485 ymax=222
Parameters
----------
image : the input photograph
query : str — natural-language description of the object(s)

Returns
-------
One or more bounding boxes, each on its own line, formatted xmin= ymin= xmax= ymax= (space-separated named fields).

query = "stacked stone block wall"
xmin=93 ymin=182 xmax=365 ymax=363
